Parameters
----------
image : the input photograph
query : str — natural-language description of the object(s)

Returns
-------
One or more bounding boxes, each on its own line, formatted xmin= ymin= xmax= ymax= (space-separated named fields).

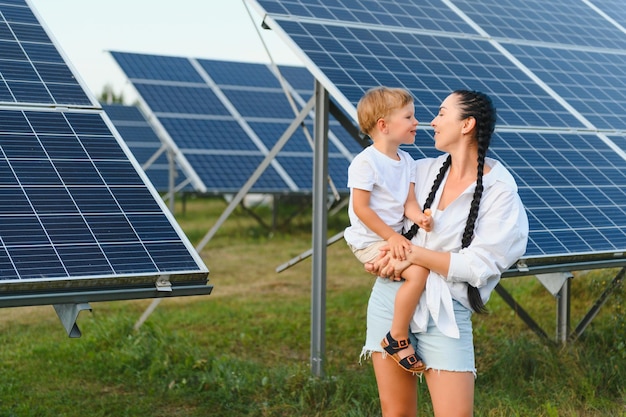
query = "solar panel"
xmin=453 ymin=0 xmax=626 ymax=49
xmin=110 ymin=52 xmax=361 ymax=194
xmin=590 ymin=0 xmax=626 ymax=28
xmin=0 ymin=1 xmax=209 ymax=307
xmin=247 ymin=0 xmax=626 ymax=272
xmin=102 ymin=103 xmax=192 ymax=193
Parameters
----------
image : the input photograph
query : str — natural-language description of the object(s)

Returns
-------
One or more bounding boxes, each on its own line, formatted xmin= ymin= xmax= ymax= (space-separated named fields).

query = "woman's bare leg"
xmin=372 ymin=351 xmax=418 ymax=417
xmin=424 ymin=369 xmax=474 ymax=417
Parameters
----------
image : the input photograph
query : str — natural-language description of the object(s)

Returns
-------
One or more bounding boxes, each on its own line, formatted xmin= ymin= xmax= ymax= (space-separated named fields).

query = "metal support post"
xmin=310 ymin=80 xmax=329 ymax=377
xmin=555 ymin=277 xmax=571 ymax=344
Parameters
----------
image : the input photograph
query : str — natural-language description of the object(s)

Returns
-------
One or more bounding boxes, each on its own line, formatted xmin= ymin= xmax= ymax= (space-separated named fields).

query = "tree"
xmin=98 ymin=83 xmax=124 ymax=104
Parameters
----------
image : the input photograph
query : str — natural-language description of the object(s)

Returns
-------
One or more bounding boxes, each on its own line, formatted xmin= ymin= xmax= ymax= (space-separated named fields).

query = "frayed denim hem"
xmin=360 ymin=347 xmax=476 ymax=379
xmin=359 ymin=348 xmax=426 ymax=379
xmin=359 ymin=347 xmax=378 ymax=365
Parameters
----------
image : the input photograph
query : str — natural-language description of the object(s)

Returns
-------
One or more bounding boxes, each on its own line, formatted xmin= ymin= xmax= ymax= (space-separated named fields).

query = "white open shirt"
xmin=410 ymin=155 xmax=529 ymax=337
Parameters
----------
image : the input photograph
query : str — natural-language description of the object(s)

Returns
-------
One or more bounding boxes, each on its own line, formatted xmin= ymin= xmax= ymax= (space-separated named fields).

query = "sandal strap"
xmin=382 ymin=331 xmax=410 ymax=354
xmin=399 ymin=354 xmax=426 ymax=373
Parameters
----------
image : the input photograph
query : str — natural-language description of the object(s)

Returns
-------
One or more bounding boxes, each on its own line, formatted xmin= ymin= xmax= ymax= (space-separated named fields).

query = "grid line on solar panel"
xmin=271 ymin=19 xmax=584 ymax=130
xmin=0 ymin=108 xmax=205 ymax=284
xmin=0 ymin=1 xmax=92 ymax=106
xmin=255 ymin=0 xmax=478 ymax=34
xmin=101 ymin=104 xmax=189 ymax=193
xmin=502 ymin=43 xmax=626 ymax=131
xmin=111 ymin=52 xmax=359 ymax=194
xmin=589 ymin=0 xmax=626 ymax=29
xmin=486 ymin=130 xmax=626 ymax=257
xmin=451 ymin=0 xmax=626 ymax=50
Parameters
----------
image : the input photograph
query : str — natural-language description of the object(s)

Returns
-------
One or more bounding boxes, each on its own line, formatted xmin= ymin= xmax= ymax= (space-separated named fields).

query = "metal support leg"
xmin=569 ymin=267 xmax=625 ymax=342
xmin=555 ymin=277 xmax=571 ymax=344
xmin=495 ymin=283 xmax=551 ymax=343
xmin=53 ymin=303 xmax=92 ymax=338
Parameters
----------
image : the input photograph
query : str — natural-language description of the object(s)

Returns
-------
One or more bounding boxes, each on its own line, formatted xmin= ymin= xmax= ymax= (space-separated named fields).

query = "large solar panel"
xmin=247 ymin=0 xmax=626 ymax=273
xmin=109 ymin=52 xmax=362 ymax=195
xmin=102 ymin=103 xmax=192 ymax=193
xmin=0 ymin=1 xmax=208 ymax=305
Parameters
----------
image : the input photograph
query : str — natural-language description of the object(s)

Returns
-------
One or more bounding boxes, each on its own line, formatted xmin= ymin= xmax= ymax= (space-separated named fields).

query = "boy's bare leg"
xmin=388 ymin=264 xmax=428 ymax=360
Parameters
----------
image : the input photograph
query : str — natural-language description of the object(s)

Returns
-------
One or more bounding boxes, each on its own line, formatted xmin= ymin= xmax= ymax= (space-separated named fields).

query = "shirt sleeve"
xmin=446 ymin=188 xmax=529 ymax=288
xmin=347 ymin=153 xmax=376 ymax=191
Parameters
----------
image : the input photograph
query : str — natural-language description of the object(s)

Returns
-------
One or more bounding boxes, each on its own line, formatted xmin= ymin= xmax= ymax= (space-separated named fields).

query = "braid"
xmin=456 ymin=90 xmax=496 ymax=314
xmin=403 ymin=90 xmax=495 ymax=313
xmin=402 ymin=155 xmax=451 ymax=240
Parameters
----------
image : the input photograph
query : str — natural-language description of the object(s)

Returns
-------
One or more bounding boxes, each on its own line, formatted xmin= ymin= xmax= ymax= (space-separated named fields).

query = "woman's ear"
xmin=461 ymin=116 xmax=476 ymax=135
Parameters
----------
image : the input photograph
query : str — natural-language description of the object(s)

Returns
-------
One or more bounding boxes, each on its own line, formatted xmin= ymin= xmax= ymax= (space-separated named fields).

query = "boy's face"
xmin=383 ymin=102 xmax=419 ymax=145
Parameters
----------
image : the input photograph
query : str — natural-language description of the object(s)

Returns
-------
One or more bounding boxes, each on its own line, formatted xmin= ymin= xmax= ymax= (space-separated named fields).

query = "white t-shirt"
xmin=344 ymin=146 xmax=416 ymax=250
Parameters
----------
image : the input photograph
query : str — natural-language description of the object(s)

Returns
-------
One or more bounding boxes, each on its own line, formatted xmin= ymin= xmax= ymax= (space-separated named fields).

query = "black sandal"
xmin=381 ymin=331 xmax=426 ymax=373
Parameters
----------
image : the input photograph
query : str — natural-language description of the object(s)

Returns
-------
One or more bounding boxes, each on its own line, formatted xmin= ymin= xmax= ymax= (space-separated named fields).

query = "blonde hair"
xmin=356 ymin=86 xmax=414 ymax=136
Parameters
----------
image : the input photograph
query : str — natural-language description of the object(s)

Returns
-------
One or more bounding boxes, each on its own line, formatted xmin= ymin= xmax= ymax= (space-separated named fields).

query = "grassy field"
xmin=0 ymin=195 xmax=624 ymax=416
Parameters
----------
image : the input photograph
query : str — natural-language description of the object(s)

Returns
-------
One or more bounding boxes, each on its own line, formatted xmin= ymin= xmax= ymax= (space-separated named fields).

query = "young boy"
xmin=345 ymin=86 xmax=431 ymax=373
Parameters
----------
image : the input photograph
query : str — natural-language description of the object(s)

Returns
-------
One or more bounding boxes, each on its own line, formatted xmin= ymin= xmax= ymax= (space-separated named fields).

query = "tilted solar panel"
xmin=247 ymin=0 xmax=626 ymax=272
xmin=453 ymin=0 xmax=626 ymax=49
xmin=110 ymin=51 xmax=361 ymax=194
xmin=590 ymin=0 xmax=626 ymax=28
xmin=0 ymin=1 xmax=209 ymax=306
xmin=102 ymin=103 xmax=192 ymax=193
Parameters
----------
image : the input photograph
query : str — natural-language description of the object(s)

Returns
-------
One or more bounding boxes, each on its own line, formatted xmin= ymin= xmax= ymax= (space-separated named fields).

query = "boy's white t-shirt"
xmin=344 ymin=145 xmax=416 ymax=250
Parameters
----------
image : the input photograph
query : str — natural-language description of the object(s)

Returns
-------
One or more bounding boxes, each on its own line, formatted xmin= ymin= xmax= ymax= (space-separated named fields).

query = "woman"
xmin=362 ymin=90 xmax=529 ymax=416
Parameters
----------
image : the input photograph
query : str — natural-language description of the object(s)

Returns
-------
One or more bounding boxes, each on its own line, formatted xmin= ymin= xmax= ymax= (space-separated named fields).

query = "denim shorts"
xmin=361 ymin=277 xmax=476 ymax=374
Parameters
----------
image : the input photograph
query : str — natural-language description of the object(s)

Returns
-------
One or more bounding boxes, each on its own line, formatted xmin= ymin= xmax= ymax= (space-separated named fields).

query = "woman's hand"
xmin=365 ymin=248 xmax=411 ymax=280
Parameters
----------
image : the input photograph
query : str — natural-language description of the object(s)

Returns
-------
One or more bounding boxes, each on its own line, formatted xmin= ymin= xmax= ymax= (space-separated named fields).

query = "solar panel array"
xmin=0 ymin=1 xmax=208 ymax=299
xmin=109 ymin=52 xmax=363 ymax=195
xmin=102 ymin=103 xmax=192 ymax=193
xmin=247 ymin=0 xmax=626 ymax=271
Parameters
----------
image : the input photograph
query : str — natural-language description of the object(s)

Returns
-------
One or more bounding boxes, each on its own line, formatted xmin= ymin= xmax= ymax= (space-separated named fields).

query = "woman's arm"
xmin=367 ymin=245 xmax=448 ymax=280
xmin=369 ymin=186 xmax=528 ymax=288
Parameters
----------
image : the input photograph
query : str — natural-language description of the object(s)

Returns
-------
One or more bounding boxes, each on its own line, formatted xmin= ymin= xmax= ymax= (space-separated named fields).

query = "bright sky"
xmin=28 ymin=0 xmax=300 ymax=102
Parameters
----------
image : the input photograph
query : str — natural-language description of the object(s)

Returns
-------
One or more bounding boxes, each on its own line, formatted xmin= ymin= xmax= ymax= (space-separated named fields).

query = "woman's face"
xmin=430 ymin=93 xmax=464 ymax=151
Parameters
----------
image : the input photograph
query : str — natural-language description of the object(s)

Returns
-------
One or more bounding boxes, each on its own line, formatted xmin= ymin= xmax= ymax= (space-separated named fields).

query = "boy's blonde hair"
xmin=356 ymin=86 xmax=414 ymax=136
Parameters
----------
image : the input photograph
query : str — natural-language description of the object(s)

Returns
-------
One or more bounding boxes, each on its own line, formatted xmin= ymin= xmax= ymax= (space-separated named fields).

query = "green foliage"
xmin=0 ymin=196 xmax=624 ymax=416
xmin=98 ymin=83 xmax=125 ymax=105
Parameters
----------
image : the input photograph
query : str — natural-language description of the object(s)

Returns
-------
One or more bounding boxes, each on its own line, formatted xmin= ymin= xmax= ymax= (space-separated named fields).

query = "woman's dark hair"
xmin=403 ymin=89 xmax=496 ymax=313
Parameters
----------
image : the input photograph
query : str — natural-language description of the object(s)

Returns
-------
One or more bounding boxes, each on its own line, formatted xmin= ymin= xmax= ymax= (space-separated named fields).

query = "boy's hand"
xmin=417 ymin=208 xmax=433 ymax=232
xmin=386 ymin=233 xmax=411 ymax=260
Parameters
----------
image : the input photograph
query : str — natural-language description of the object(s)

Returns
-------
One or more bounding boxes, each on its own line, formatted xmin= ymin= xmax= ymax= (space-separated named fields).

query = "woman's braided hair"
xmin=403 ymin=90 xmax=496 ymax=313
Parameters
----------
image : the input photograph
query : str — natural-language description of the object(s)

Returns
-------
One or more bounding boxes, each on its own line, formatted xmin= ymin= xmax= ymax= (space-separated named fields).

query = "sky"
xmin=27 ymin=0 xmax=301 ymax=102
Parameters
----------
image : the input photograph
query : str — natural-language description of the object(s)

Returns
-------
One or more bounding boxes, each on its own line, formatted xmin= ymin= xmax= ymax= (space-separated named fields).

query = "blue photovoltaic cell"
xmin=111 ymin=52 xmax=360 ymax=194
xmin=0 ymin=109 xmax=206 ymax=285
xmin=271 ymin=19 xmax=583 ymax=129
xmin=452 ymin=0 xmax=626 ymax=49
xmin=256 ymin=0 xmax=477 ymax=34
xmin=486 ymin=131 xmax=626 ymax=257
xmin=589 ymin=0 xmax=626 ymax=28
xmin=607 ymin=135 xmax=626 ymax=152
xmin=0 ymin=0 xmax=208 ymax=296
xmin=503 ymin=43 xmax=626 ymax=131
xmin=102 ymin=104 xmax=192 ymax=193
xmin=249 ymin=0 xmax=626 ymax=267
xmin=109 ymin=52 xmax=204 ymax=83
xmin=0 ymin=1 xmax=91 ymax=106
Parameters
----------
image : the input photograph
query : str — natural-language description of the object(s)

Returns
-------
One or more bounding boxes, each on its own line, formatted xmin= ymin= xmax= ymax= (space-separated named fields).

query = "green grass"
xmin=0 ymin=196 xmax=624 ymax=416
